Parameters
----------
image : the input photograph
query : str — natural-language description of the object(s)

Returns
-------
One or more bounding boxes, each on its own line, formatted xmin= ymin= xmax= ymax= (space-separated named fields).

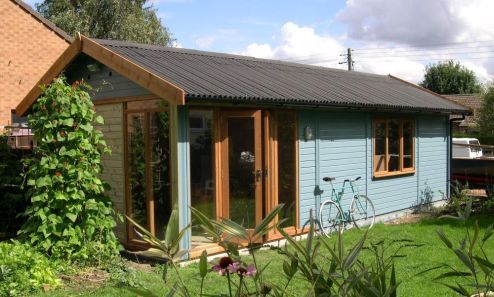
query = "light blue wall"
xmin=298 ymin=110 xmax=448 ymax=228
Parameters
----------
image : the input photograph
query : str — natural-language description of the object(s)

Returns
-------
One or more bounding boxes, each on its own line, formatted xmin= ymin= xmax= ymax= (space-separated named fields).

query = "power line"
xmin=353 ymin=38 xmax=494 ymax=52
xmin=355 ymin=49 xmax=494 ymax=59
xmin=354 ymin=44 xmax=494 ymax=56
xmin=278 ymin=39 xmax=494 ymax=63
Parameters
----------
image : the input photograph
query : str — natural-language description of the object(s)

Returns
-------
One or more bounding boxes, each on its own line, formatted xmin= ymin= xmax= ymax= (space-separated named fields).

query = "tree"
xmin=36 ymin=0 xmax=173 ymax=46
xmin=19 ymin=77 xmax=120 ymax=262
xmin=420 ymin=60 xmax=482 ymax=94
xmin=478 ymin=86 xmax=494 ymax=136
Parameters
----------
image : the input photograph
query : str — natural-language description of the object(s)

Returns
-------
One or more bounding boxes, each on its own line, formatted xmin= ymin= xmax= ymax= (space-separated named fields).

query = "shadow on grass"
xmin=125 ymin=288 xmax=160 ymax=297
xmin=418 ymin=213 xmax=493 ymax=229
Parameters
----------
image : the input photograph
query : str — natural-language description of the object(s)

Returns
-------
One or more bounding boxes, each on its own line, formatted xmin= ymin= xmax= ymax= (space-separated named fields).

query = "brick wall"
xmin=0 ymin=0 xmax=69 ymax=129
xmin=95 ymin=103 xmax=127 ymax=241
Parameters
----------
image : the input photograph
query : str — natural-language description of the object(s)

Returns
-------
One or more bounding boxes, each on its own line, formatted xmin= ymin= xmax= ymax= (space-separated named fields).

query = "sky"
xmin=25 ymin=0 xmax=494 ymax=84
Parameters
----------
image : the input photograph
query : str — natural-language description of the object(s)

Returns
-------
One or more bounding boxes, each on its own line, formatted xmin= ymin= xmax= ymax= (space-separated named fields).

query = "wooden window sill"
xmin=373 ymin=169 xmax=415 ymax=179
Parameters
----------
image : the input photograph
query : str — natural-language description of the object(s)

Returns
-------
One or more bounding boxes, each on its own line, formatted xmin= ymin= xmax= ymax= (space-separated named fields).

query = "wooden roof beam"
xmin=16 ymin=34 xmax=185 ymax=117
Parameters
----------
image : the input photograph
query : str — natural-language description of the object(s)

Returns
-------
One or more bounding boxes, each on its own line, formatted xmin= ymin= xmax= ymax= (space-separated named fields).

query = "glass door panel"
xmin=126 ymin=107 xmax=171 ymax=244
xmin=127 ymin=113 xmax=147 ymax=239
xmin=150 ymin=112 xmax=171 ymax=240
xmin=228 ymin=117 xmax=257 ymax=228
xmin=277 ymin=111 xmax=297 ymax=229
xmin=189 ymin=110 xmax=216 ymax=248
xmin=220 ymin=111 xmax=262 ymax=232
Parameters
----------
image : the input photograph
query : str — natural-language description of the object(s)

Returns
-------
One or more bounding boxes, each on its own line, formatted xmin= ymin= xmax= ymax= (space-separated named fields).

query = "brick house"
xmin=444 ymin=94 xmax=482 ymax=134
xmin=0 ymin=0 xmax=71 ymax=131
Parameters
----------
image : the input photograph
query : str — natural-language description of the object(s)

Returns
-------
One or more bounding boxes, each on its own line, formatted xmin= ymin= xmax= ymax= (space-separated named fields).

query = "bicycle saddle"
xmin=322 ymin=176 xmax=335 ymax=182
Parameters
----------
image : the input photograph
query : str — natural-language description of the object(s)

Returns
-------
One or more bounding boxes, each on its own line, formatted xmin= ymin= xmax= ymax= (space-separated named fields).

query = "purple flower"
xmin=211 ymin=257 xmax=234 ymax=276
xmin=228 ymin=262 xmax=256 ymax=277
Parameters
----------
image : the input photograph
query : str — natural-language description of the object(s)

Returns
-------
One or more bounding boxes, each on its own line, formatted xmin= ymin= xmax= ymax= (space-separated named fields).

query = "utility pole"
xmin=339 ymin=48 xmax=354 ymax=71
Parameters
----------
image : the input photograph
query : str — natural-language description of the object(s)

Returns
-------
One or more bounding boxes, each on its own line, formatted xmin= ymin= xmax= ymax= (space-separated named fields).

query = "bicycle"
xmin=318 ymin=176 xmax=375 ymax=237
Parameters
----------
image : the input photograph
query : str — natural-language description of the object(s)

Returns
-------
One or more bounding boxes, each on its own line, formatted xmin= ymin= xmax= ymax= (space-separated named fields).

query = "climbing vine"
xmin=19 ymin=77 xmax=120 ymax=263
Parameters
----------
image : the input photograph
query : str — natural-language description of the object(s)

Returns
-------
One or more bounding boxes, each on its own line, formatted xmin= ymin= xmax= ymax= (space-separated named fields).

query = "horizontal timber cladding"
xmin=297 ymin=110 xmax=448 ymax=228
xmin=94 ymin=103 xmax=127 ymax=241
xmin=72 ymin=63 xmax=152 ymax=101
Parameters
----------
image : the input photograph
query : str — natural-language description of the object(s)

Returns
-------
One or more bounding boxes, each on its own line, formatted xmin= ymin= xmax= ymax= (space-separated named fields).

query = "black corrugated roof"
xmin=94 ymin=39 xmax=468 ymax=113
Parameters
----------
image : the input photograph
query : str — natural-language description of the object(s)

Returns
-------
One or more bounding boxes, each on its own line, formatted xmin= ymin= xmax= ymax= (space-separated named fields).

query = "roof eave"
xmin=15 ymin=35 xmax=185 ymax=116
xmin=185 ymin=95 xmax=470 ymax=115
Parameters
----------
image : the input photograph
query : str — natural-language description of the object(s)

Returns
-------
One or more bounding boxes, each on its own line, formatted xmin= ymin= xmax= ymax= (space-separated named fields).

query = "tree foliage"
xmin=36 ymin=0 xmax=173 ymax=46
xmin=19 ymin=77 xmax=120 ymax=262
xmin=478 ymin=86 xmax=494 ymax=136
xmin=420 ymin=60 xmax=482 ymax=94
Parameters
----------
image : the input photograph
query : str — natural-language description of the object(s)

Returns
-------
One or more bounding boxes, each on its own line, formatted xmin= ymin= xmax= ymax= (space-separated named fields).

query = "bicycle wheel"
xmin=350 ymin=195 xmax=375 ymax=230
xmin=318 ymin=200 xmax=344 ymax=237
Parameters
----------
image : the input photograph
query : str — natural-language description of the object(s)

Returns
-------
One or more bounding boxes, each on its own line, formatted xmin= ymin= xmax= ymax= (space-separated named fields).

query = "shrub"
xmin=431 ymin=199 xmax=494 ymax=296
xmin=0 ymin=135 xmax=29 ymax=238
xmin=0 ymin=240 xmax=60 ymax=296
xmin=18 ymin=77 xmax=120 ymax=263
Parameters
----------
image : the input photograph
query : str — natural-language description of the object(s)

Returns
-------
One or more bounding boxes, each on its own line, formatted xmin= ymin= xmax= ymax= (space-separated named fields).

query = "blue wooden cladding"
xmin=298 ymin=110 xmax=448 ymax=228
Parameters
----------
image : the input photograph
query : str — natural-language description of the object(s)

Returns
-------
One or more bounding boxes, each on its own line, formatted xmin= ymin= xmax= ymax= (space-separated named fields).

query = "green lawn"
xmin=40 ymin=214 xmax=494 ymax=297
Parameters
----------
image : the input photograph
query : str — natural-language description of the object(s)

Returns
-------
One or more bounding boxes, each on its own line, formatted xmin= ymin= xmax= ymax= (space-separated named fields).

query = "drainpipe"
xmin=449 ymin=114 xmax=466 ymax=197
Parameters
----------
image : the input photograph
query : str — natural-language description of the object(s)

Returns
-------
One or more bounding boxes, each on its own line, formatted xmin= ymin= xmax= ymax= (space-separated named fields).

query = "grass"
xmin=40 ymin=213 xmax=494 ymax=297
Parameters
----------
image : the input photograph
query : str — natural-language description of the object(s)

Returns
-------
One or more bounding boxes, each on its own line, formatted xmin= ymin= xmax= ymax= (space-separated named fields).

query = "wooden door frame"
xmin=265 ymin=110 xmax=299 ymax=240
xmin=216 ymin=110 xmax=263 ymax=228
xmin=124 ymin=101 xmax=170 ymax=247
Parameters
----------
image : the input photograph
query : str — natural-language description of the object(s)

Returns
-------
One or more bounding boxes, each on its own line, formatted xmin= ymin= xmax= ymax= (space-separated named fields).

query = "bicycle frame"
xmin=325 ymin=179 xmax=361 ymax=221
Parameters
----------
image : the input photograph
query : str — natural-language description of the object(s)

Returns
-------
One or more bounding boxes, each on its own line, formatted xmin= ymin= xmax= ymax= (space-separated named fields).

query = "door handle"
xmin=254 ymin=169 xmax=262 ymax=182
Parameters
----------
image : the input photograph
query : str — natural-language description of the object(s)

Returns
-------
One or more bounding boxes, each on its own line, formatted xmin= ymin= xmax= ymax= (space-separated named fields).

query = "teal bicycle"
xmin=318 ymin=176 xmax=375 ymax=236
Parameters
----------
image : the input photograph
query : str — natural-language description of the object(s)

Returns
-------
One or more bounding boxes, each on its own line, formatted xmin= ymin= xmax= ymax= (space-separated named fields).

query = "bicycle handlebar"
xmin=322 ymin=176 xmax=361 ymax=183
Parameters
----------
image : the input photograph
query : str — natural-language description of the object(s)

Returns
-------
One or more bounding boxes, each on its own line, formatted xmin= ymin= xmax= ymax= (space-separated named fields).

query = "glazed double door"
xmin=218 ymin=110 xmax=298 ymax=240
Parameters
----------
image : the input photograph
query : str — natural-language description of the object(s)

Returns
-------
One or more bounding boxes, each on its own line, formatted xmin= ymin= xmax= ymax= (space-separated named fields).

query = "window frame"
xmin=124 ymin=100 xmax=171 ymax=245
xmin=372 ymin=118 xmax=415 ymax=178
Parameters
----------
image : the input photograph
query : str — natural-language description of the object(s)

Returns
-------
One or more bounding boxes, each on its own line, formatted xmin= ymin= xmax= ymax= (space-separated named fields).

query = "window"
xmin=126 ymin=100 xmax=171 ymax=242
xmin=373 ymin=118 xmax=415 ymax=177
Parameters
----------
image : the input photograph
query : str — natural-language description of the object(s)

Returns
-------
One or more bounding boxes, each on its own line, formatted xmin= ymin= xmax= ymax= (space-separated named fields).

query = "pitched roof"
xmin=444 ymin=94 xmax=482 ymax=127
xmin=95 ymin=39 xmax=468 ymax=113
xmin=11 ymin=0 xmax=72 ymax=43
xmin=16 ymin=36 xmax=470 ymax=116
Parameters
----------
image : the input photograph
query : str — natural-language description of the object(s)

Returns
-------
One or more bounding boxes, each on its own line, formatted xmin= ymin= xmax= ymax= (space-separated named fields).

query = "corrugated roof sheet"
xmin=94 ymin=39 xmax=468 ymax=113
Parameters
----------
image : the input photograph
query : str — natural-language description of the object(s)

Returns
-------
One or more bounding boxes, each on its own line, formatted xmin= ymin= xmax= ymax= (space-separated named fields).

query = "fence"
xmin=4 ymin=126 xmax=35 ymax=150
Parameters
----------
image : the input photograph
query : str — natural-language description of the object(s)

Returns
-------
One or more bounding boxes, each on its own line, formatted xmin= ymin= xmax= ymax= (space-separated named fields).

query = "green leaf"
xmin=436 ymin=229 xmax=453 ymax=249
xmin=253 ymin=203 xmax=284 ymax=238
xmin=35 ymin=176 xmax=52 ymax=188
xmin=66 ymin=212 xmax=78 ymax=223
xmin=164 ymin=207 xmax=179 ymax=248
xmin=483 ymin=224 xmax=493 ymax=243
xmin=199 ymin=250 xmax=208 ymax=278
xmin=95 ymin=115 xmax=104 ymax=124
xmin=440 ymin=282 xmax=470 ymax=296
xmin=342 ymin=231 xmax=367 ymax=270
xmin=433 ymin=271 xmax=472 ymax=280
xmin=453 ymin=249 xmax=475 ymax=273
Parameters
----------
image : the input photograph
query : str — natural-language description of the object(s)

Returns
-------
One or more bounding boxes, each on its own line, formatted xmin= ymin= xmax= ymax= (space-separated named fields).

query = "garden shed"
xmin=16 ymin=35 xmax=469 ymax=258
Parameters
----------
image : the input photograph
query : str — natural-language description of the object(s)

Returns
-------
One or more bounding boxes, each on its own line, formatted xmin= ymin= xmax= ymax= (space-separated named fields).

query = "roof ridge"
xmin=93 ymin=38 xmax=389 ymax=79
xmin=10 ymin=0 xmax=73 ymax=42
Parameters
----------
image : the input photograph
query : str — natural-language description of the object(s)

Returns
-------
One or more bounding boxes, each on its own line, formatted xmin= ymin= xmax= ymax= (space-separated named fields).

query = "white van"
xmin=452 ymin=138 xmax=483 ymax=159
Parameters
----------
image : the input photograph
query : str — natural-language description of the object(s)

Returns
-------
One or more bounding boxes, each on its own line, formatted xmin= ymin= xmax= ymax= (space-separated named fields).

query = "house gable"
xmin=0 ymin=0 xmax=70 ymax=128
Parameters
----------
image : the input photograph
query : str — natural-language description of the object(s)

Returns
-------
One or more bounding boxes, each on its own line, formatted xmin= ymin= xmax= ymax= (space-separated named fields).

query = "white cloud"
xmin=239 ymin=22 xmax=430 ymax=82
xmin=195 ymin=36 xmax=216 ymax=48
xmin=194 ymin=29 xmax=240 ymax=49
xmin=240 ymin=22 xmax=346 ymax=68
xmin=355 ymin=58 xmax=426 ymax=83
xmin=337 ymin=0 xmax=494 ymax=45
